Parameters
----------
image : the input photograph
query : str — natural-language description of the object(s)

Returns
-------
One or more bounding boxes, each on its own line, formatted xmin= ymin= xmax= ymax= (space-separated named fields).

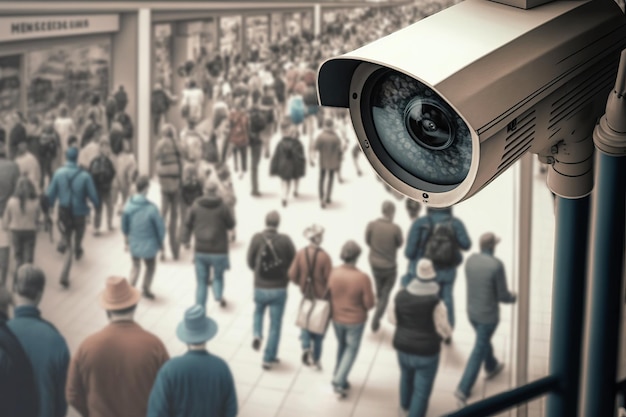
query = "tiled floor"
xmin=20 ymin=126 xmax=555 ymax=417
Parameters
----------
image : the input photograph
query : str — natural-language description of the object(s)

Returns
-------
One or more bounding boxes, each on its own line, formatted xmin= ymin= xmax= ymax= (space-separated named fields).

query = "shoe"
xmin=454 ymin=389 xmax=468 ymax=408
xmin=333 ymin=385 xmax=347 ymax=399
xmin=293 ymin=190 xmax=299 ymax=198
xmin=142 ymin=290 xmax=156 ymax=300
xmin=357 ymin=170 xmax=363 ymax=177
xmin=371 ymin=320 xmax=380 ymax=333
xmin=302 ymin=349 xmax=312 ymax=366
xmin=60 ymin=280 xmax=70 ymax=289
xmin=93 ymin=230 xmax=101 ymax=237
xmin=251 ymin=191 xmax=261 ymax=197
xmin=321 ymin=201 xmax=326 ymax=209
xmin=485 ymin=362 xmax=505 ymax=380
xmin=398 ymin=408 xmax=409 ymax=417
xmin=282 ymin=199 xmax=287 ymax=207
xmin=173 ymin=251 xmax=179 ymax=261
xmin=56 ymin=241 xmax=67 ymax=254
xmin=219 ymin=299 xmax=227 ymax=308
xmin=313 ymin=361 xmax=323 ymax=371
xmin=262 ymin=362 xmax=272 ymax=370
xmin=252 ymin=338 xmax=261 ymax=351
xmin=338 ymin=178 xmax=344 ymax=184
xmin=75 ymin=248 xmax=84 ymax=261
xmin=325 ymin=197 xmax=331 ymax=204
xmin=443 ymin=336 xmax=452 ymax=345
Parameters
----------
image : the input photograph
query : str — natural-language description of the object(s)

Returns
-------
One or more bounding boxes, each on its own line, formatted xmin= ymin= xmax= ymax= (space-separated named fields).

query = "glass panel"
xmin=0 ymin=55 xmax=21 ymax=125
xmin=219 ymin=15 xmax=242 ymax=58
xmin=25 ymin=41 xmax=110 ymax=120
xmin=245 ymin=15 xmax=269 ymax=62
xmin=154 ymin=23 xmax=173 ymax=90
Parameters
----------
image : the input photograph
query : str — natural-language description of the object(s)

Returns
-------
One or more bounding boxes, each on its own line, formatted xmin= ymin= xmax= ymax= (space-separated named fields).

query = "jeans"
xmin=457 ymin=320 xmax=499 ymax=397
xmin=11 ymin=230 xmax=36 ymax=271
xmin=94 ymin=188 xmax=114 ymax=230
xmin=397 ymin=351 xmax=440 ymax=417
xmin=319 ymin=169 xmax=336 ymax=202
xmin=232 ymin=145 xmax=247 ymax=172
xmin=250 ymin=143 xmax=262 ymax=193
xmin=253 ymin=288 xmax=288 ymax=363
xmin=435 ymin=268 xmax=457 ymax=328
xmin=59 ymin=216 xmax=86 ymax=285
xmin=371 ymin=266 xmax=397 ymax=326
xmin=301 ymin=329 xmax=325 ymax=363
xmin=130 ymin=257 xmax=156 ymax=292
xmin=332 ymin=322 xmax=365 ymax=389
xmin=194 ymin=252 xmax=230 ymax=306
xmin=161 ymin=190 xmax=180 ymax=258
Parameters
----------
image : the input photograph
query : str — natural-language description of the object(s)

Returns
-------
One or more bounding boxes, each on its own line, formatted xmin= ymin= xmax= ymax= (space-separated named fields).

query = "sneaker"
xmin=262 ymin=361 xmax=272 ymax=370
xmin=252 ymin=338 xmax=261 ymax=351
xmin=333 ymin=385 xmax=347 ymax=399
xmin=219 ymin=299 xmax=227 ymax=308
xmin=454 ymin=389 xmax=467 ymax=408
xmin=485 ymin=362 xmax=505 ymax=380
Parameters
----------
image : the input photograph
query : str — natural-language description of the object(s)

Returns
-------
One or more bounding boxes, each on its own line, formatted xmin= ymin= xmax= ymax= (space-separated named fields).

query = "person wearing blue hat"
xmin=46 ymin=146 xmax=100 ymax=288
xmin=147 ymin=305 xmax=238 ymax=417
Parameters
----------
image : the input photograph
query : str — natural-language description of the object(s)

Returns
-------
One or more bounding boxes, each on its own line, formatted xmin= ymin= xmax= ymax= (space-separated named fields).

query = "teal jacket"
xmin=46 ymin=161 xmax=99 ymax=216
xmin=122 ymin=194 xmax=166 ymax=259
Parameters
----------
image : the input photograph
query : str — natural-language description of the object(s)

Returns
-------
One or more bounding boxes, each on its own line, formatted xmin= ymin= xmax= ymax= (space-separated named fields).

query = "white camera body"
xmin=317 ymin=0 xmax=626 ymax=206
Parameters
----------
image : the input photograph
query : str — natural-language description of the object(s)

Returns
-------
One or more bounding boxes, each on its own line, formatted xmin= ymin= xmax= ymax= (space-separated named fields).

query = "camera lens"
xmin=365 ymin=69 xmax=472 ymax=187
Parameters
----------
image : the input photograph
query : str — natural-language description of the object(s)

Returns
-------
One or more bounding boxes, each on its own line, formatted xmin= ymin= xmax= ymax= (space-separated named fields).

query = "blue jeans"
xmin=435 ymin=267 xmax=457 ymax=328
xmin=194 ymin=253 xmax=230 ymax=307
xmin=253 ymin=288 xmax=287 ymax=363
xmin=397 ymin=351 xmax=440 ymax=417
xmin=300 ymin=329 xmax=325 ymax=363
xmin=457 ymin=320 xmax=499 ymax=397
xmin=332 ymin=322 xmax=365 ymax=389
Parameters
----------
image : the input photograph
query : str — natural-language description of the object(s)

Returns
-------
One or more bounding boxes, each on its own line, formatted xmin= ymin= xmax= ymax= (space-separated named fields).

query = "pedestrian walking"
xmin=114 ymin=138 xmax=138 ymax=215
xmin=77 ymin=130 xmax=101 ymax=170
xmin=0 ymin=131 xmax=21 ymax=286
xmin=9 ymin=111 xmax=27 ymax=160
xmin=270 ymin=117 xmax=306 ymax=207
xmin=122 ymin=175 xmax=166 ymax=300
xmin=8 ymin=264 xmax=71 ymax=417
xmin=181 ymin=180 xmax=235 ymax=308
xmin=454 ymin=233 xmax=517 ymax=407
xmin=388 ymin=258 xmax=452 ymax=417
xmin=227 ymin=97 xmax=249 ymax=179
xmin=66 ymin=276 xmax=169 ymax=417
xmin=260 ymin=84 xmax=277 ymax=159
xmin=246 ymin=210 xmax=296 ymax=370
xmin=311 ymin=118 xmax=343 ymax=208
xmin=3 ymin=176 xmax=41 ymax=284
xmin=328 ymin=240 xmax=375 ymax=398
xmin=147 ymin=305 xmax=237 ymax=417
xmin=180 ymin=120 xmax=206 ymax=163
xmin=181 ymin=80 xmax=205 ymax=124
xmin=179 ymin=161 xmax=204 ymax=246
xmin=46 ymin=147 xmax=100 ymax=288
xmin=0 ymin=285 xmax=39 ymax=417
xmin=53 ymin=105 xmax=76 ymax=157
xmin=402 ymin=206 xmax=471 ymax=329
xmin=399 ymin=199 xmax=423 ymax=288
xmin=249 ymin=92 xmax=268 ymax=196
xmin=89 ymin=138 xmax=117 ymax=235
xmin=365 ymin=200 xmax=404 ymax=332
xmin=14 ymin=136 xmax=42 ymax=195
xmin=288 ymin=224 xmax=333 ymax=369
xmin=154 ymin=124 xmax=183 ymax=261
xmin=38 ymin=121 xmax=61 ymax=190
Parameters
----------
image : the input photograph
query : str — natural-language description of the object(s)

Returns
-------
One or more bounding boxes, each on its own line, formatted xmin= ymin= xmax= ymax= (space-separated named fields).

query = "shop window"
xmin=219 ymin=16 xmax=242 ymax=59
xmin=0 ymin=55 xmax=21 ymax=126
xmin=245 ymin=15 xmax=269 ymax=62
xmin=25 ymin=41 xmax=110 ymax=119
xmin=154 ymin=23 xmax=173 ymax=91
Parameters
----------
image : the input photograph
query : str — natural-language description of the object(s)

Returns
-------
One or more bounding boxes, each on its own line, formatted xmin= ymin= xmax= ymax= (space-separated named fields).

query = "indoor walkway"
xmin=31 ymin=131 xmax=555 ymax=417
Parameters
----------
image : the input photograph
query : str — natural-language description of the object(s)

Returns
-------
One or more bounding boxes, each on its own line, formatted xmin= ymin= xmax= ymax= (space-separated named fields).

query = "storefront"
xmin=0 ymin=14 xmax=119 ymax=125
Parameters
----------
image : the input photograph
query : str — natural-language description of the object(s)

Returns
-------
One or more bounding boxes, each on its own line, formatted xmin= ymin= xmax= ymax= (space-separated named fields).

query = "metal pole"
xmin=515 ymin=154 xmax=533 ymax=417
xmin=545 ymin=195 xmax=591 ymax=417
xmin=582 ymin=48 xmax=626 ymax=417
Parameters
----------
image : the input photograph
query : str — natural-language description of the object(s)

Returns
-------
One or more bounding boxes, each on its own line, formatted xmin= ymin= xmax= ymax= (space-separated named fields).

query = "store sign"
xmin=0 ymin=14 xmax=119 ymax=43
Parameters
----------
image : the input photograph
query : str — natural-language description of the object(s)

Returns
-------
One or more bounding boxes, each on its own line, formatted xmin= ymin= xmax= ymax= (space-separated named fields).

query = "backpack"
xmin=182 ymin=130 xmax=204 ymax=162
xmin=256 ymin=234 xmax=284 ymax=280
xmin=109 ymin=128 xmax=125 ymax=156
xmin=181 ymin=178 xmax=203 ymax=206
xmin=249 ymin=107 xmax=268 ymax=133
xmin=423 ymin=219 xmax=458 ymax=267
xmin=289 ymin=96 xmax=306 ymax=125
xmin=228 ymin=111 xmax=249 ymax=147
xmin=116 ymin=113 xmax=134 ymax=140
xmin=89 ymin=156 xmax=116 ymax=191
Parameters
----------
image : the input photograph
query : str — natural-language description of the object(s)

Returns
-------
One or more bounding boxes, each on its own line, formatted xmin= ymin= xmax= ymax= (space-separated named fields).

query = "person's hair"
xmin=67 ymin=135 xmax=78 ymax=147
xmin=405 ymin=198 xmax=421 ymax=217
xmin=108 ymin=304 xmax=137 ymax=316
xmin=136 ymin=175 xmax=150 ymax=192
xmin=91 ymin=95 xmax=100 ymax=106
xmin=382 ymin=200 xmax=395 ymax=217
xmin=14 ymin=176 xmax=37 ymax=213
xmin=59 ymin=105 xmax=69 ymax=117
xmin=15 ymin=264 xmax=45 ymax=301
xmin=87 ymin=109 xmax=98 ymax=122
xmin=323 ymin=118 xmax=334 ymax=129
xmin=188 ymin=80 xmax=197 ymax=89
xmin=161 ymin=123 xmax=177 ymax=140
xmin=341 ymin=251 xmax=360 ymax=264
xmin=265 ymin=210 xmax=280 ymax=228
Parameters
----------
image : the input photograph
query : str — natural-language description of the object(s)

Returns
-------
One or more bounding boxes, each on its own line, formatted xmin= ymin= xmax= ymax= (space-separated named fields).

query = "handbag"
xmin=295 ymin=248 xmax=331 ymax=335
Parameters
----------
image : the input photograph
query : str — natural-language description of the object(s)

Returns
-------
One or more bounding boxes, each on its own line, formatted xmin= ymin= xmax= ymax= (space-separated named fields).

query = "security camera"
xmin=317 ymin=0 xmax=626 ymax=207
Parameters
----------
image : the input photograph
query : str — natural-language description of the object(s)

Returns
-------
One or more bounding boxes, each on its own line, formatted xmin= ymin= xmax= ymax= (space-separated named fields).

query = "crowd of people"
xmin=0 ymin=1 xmax=519 ymax=417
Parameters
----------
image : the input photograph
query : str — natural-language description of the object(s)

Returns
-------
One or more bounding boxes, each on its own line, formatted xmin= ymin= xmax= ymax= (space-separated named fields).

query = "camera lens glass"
xmin=366 ymin=69 xmax=472 ymax=186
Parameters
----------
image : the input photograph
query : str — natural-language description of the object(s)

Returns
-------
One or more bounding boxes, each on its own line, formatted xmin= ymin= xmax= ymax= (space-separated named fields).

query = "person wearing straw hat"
xmin=327 ymin=240 xmax=375 ymax=399
xmin=8 ymin=264 xmax=70 ymax=417
xmin=454 ymin=232 xmax=516 ymax=407
xmin=0 ymin=284 xmax=39 ymax=417
xmin=147 ymin=305 xmax=238 ymax=417
xmin=246 ymin=210 xmax=296 ymax=370
xmin=66 ymin=276 xmax=169 ymax=417
xmin=288 ymin=223 xmax=333 ymax=369
xmin=388 ymin=258 xmax=452 ymax=417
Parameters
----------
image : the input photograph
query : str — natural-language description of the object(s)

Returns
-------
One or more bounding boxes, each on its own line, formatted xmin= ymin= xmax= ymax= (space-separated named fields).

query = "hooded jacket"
xmin=122 ymin=194 xmax=166 ymax=259
xmin=182 ymin=195 xmax=235 ymax=254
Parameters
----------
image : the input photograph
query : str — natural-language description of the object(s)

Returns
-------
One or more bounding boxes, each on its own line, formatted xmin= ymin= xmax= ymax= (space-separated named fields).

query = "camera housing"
xmin=317 ymin=0 xmax=626 ymax=206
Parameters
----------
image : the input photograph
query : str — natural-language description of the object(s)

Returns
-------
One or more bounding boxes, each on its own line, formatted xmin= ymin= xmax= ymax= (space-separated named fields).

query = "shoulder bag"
xmin=295 ymin=248 xmax=332 ymax=335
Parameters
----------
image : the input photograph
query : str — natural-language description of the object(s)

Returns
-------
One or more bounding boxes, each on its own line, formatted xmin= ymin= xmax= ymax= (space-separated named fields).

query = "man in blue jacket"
xmin=8 ymin=264 xmax=70 ymax=417
xmin=402 ymin=206 xmax=471 ymax=333
xmin=46 ymin=147 xmax=100 ymax=288
xmin=122 ymin=175 xmax=166 ymax=299
xmin=147 ymin=305 xmax=237 ymax=417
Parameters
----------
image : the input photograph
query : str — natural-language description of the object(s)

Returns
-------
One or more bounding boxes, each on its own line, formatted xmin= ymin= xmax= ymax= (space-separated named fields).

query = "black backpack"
xmin=249 ymin=107 xmax=268 ymax=133
xmin=423 ymin=218 xmax=458 ymax=267
xmin=256 ymin=235 xmax=284 ymax=280
xmin=89 ymin=156 xmax=116 ymax=192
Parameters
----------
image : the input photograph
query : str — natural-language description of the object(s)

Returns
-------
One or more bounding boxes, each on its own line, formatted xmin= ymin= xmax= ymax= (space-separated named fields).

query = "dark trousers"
xmin=94 ymin=189 xmax=114 ymax=230
xmin=250 ymin=143 xmax=262 ymax=193
xmin=130 ymin=257 xmax=156 ymax=291
xmin=38 ymin=156 xmax=54 ymax=190
xmin=232 ymin=145 xmax=248 ymax=172
xmin=161 ymin=190 xmax=180 ymax=258
xmin=11 ymin=231 xmax=36 ymax=283
xmin=59 ymin=216 xmax=86 ymax=285
xmin=319 ymin=169 xmax=336 ymax=202
xmin=371 ymin=266 xmax=397 ymax=326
